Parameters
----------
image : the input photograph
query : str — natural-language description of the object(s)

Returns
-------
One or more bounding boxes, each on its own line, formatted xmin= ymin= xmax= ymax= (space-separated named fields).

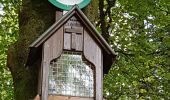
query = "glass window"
xmin=48 ymin=51 xmax=94 ymax=97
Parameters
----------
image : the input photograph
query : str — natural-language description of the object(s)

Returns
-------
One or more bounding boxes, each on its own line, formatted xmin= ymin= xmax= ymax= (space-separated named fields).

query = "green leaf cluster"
xmin=103 ymin=0 xmax=170 ymax=99
xmin=0 ymin=0 xmax=20 ymax=99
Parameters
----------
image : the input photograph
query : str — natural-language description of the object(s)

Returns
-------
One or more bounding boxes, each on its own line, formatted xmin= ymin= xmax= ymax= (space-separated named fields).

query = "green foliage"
xmin=0 ymin=0 xmax=19 ymax=99
xmin=103 ymin=0 xmax=170 ymax=99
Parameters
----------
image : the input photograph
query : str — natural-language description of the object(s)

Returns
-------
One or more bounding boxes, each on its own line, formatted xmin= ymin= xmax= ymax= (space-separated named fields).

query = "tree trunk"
xmin=7 ymin=0 xmax=98 ymax=100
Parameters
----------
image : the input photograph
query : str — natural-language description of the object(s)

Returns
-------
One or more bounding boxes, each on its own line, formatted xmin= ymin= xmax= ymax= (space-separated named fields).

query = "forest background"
xmin=0 ymin=0 xmax=169 ymax=100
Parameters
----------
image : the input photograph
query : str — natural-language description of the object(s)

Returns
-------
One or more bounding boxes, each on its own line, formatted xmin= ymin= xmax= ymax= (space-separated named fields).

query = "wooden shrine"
xmin=28 ymin=6 xmax=116 ymax=100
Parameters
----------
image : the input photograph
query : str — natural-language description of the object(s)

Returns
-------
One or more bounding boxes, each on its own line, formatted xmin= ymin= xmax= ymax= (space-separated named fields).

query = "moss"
xmin=8 ymin=44 xmax=40 ymax=100
xmin=8 ymin=1 xmax=55 ymax=99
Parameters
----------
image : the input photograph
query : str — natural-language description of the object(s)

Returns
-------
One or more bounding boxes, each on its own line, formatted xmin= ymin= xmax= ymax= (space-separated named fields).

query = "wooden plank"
xmin=43 ymin=27 xmax=63 ymax=63
xmin=75 ymin=33 xmax=83 ymax=51
xmin=84 ymin=29 xmax=102 ymax=67
xmin=69 ymin=31 xmax=83 ymax=51
xmin=64 ymin=33 xmax=71 ymax=50
xmin=83 ymin=29 xmax=103 ymax=100
xmin=95 ymin=48 xmax=102 ymax=100
xmin=48 ymin=95 xmax=94 ymax=100
xmin=70 ymin=16 xmax=82 ymax=29
xmin=41 ymin=27 xmax=63 ymax=100
xmin=64 ymin=16 xmax=82 ymax=29
xmin=52 ymin=28 xmax=63 ymax=59
xmin=41 ymin=39 xmax=52 ymax=100
xmin=71 ymin=33 xmax=76 ymax=50
xmin=65 ymin=28 xmax=83 ymax=33
xmin=41 ymin=52 xmax=49 ymax=100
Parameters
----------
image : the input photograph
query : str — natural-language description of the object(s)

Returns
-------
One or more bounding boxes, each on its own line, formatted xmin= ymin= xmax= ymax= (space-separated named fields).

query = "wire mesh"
xmin=48 ymin=51 xmax=94 ymax=97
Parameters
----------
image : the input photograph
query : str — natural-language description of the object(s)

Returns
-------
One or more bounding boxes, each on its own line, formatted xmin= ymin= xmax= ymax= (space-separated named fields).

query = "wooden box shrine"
xmin=28 ymin=6 xmax=116 ymax=100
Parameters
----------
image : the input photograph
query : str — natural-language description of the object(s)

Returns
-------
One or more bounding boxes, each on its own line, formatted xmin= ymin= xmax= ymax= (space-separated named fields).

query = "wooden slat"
xmin=65 ymin=28 xmax=83 ymax=33
xmin=41 ymin=55 xmax=49 ymax=100
xmin=52 ymin=28 xmax=63 ymax=59
xmin=70 ymin=16 xmax=82 ymax=29
xmin=64 ymin=16 xmax=82 ymax=29
xmin=41 ymin=27 xmax=63 ymax=100
xmin=71 ymin=33 xmax=76 ymax=50
xmin=64 ymin=33 xmax=71 ymax=50
xmin=75 ymin=33 xmax=83 ymax=51
xmin=83 ymin=29 xmax=103 ymax=100
xmin=43 ymin=27 xmax=63 ymax=63
xmin=48 ymin=95 xmax=94 ymax=100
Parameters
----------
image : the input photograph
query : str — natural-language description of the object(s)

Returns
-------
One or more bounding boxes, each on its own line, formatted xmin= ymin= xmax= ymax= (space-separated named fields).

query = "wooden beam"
xmin=65 ymin=28 xmax=83 ymax=33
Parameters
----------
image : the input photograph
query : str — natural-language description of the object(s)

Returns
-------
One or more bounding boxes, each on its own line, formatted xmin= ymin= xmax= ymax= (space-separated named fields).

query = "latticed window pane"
xmin=48 ymin=51 xmax=94 ymax=97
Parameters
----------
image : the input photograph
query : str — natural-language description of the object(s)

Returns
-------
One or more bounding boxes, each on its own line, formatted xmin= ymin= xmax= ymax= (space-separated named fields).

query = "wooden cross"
xmin=64 ymin=28 xmax=83 ymax=51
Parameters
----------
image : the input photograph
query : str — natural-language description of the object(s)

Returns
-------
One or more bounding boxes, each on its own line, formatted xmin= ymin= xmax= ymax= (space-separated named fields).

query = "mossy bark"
xmin=7 ymin=0 xmax=99 ymax=100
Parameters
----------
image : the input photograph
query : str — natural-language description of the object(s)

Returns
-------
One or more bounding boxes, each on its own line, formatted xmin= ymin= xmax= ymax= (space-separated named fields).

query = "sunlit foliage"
xmin=0 ymin=0 xmax=20 ymax=99
xmin=103 ymin=0 xmax=170 ymax=99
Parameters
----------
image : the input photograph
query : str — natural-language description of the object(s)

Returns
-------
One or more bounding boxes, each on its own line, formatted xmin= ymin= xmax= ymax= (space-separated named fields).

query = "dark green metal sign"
xmin=48 ymin=0 xmax=91 ymax=10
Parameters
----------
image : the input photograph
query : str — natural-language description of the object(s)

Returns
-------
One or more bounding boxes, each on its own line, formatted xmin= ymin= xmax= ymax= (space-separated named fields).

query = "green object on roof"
xmin=48 ymin=0 xmax=91 ymax=10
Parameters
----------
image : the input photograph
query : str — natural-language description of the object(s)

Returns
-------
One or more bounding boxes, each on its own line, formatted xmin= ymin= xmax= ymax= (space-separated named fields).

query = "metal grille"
xmin=48 ymin=51 xmax=94 ymax=97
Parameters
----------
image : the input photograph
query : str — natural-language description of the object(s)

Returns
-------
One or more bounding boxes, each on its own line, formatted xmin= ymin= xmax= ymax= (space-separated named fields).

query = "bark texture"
xmin=7 ymin=0 xmax=98 ymax=100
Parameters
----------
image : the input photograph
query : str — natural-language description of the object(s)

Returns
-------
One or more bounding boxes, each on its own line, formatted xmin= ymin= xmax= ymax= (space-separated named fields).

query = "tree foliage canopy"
xmin=0 ymin=0 xmax=169 ymax=99
xmin=102 ymin=0 xmax=170 ymax=99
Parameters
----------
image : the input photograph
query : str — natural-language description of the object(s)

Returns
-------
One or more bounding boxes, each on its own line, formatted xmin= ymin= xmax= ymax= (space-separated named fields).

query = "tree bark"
xmin=7 ymin=0 xmax=98 ymax=100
